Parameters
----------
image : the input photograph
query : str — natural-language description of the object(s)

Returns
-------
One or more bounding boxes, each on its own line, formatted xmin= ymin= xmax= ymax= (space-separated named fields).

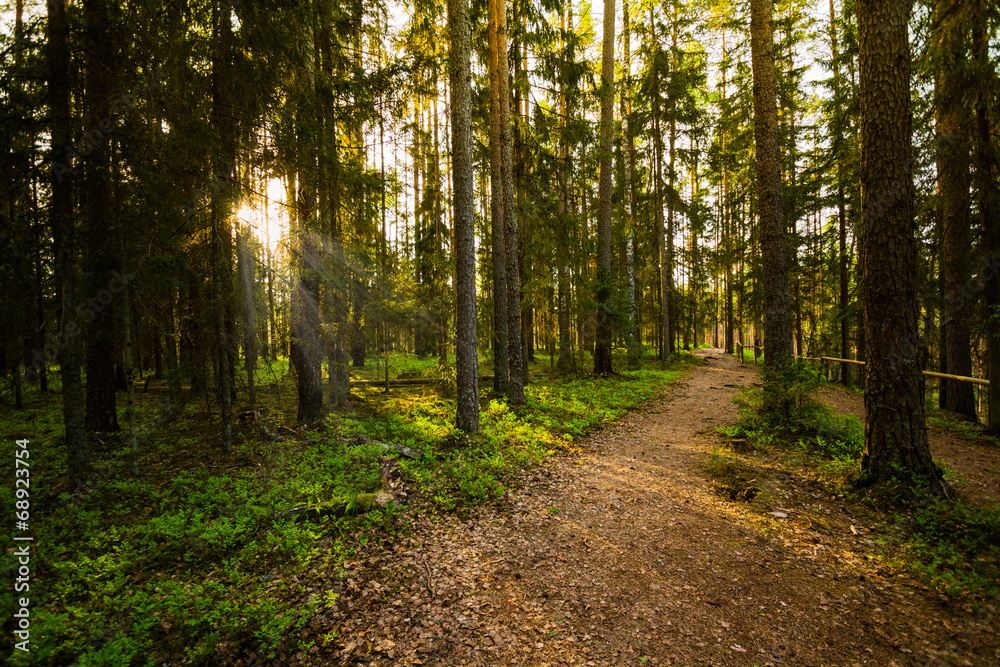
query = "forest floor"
xmin=255 ymin=349 xmax=1000 ymax=667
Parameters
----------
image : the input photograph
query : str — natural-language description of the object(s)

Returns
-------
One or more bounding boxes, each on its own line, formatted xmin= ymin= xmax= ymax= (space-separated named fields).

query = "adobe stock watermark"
xmin=24 ymin=270 xmax=135 ymax=381
xmin=50 ymin=66 xmax=164 ymax=184
xmin=13 ymin=438 xmax=32 ymax=653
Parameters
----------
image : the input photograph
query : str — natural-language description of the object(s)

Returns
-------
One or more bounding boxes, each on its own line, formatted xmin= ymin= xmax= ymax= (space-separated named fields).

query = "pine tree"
xmin=858 ymin=0 xmax=942 ymax=490
xmin=594 ymin=0 xmax=616 ymax=375
xmin=751 ymin=0 xmax=793 ymax=412
xmin=449 ymin=0 xmax=479 ymax=433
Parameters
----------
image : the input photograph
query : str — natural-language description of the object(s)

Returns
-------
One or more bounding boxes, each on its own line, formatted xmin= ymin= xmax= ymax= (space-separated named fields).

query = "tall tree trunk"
xmin=829 ymin=0 xmax=851 ymax=384
xmin=210 ymin=0 xmax=236 ymax=452
xmin=34 ymin=225 xmax=47 ymax=393
xmin=974 ymin=13 xmax=1000 ymax=432
xmin=665 ymin=11 xmax=679 ymax=360
xmin=936 ymin=0 xmax=976 ymax=420
xmin=448 ymin=0 xmax=479 ymax=433
xmin=488 ymin=0 xmax=509 ymax=390
xmin=858 ymin=0 xmax=941 ymax=489
xmin=594 ymin=0 xmax=615 ymax=375
xmin=48 ymin=0 xmax=88 ymax=486
xmin=291 ymin=42 xmax=325 ymax=422
xmin=122 ymin=274 xmax=138 ymax=475
xmin=184 ymin=266 xmax=208 ymax=393
xmin=83 ymin=0 xmax=120 ymax=433
xmin=556 ymin=5 xmax=573 ymax=371
xmin=291 ymin=157 xmax=324 ymax=422
xmin=498 ymin=0 xmax=524 ymax=403
xmin=751 ymin=0 xmax=794 ymax=411
xmin=652 ymin=5 xmax=670 ymax=362
xmin=291 ymin=233 xmax=324 ymax=423
xmin=237 ymin=231 xmax=257 ymax=406
xmin=689 ymin=137 xmax=700 ymax=348
xmin=267 ymin=242 xmax=278 ymax=361
xmin=165 ymin=288 xmax=182 ymax=395
xmin=433 ymin=91 xmax=448 ymax=367
xmin=623 ymin=0 xmax=638 ymax=366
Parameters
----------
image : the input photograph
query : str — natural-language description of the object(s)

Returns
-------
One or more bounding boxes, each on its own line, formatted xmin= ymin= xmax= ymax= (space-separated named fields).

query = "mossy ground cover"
xmin=0 ymin=348 xmax=694 ymax=666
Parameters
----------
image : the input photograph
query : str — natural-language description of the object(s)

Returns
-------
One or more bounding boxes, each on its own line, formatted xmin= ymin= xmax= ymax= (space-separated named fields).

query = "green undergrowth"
xmin=714 ymin=368 xmax=1000 ymax=602
xmin=718 ymin=362 xmax=864 ymax=460
xmin=885 ymin=499 xmax=1000 ymax=599
xmin=0 ymin=349 xmax=693 ymax=666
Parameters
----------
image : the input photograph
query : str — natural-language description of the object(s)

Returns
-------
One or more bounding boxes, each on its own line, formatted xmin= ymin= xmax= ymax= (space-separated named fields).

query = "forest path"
xmin=283 ymin=350 xmax=997 ymax=667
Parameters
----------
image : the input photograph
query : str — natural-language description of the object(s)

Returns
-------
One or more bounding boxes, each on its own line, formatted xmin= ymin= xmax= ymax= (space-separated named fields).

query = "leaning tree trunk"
xmin=448 ymin=0 xmax=480 ymax=433
xmin=593 ymin=0 xmax=615 ymax=376
xmin=751 ymin=0 xmax=794 ymax=415
xmin=858 ymin=0 xmax=941 ymax=489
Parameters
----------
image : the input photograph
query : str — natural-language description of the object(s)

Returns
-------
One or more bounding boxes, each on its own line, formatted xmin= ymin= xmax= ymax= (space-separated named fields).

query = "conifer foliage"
xmin=0 ymin=0 xmax=995 ymax=485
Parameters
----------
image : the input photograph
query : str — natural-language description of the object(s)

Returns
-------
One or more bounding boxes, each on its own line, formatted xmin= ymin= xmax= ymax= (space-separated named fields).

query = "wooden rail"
xmin=733 ymin=349 xmax=991 ymax=420
xmin=793 ymin=355 xmax=989 ymax=386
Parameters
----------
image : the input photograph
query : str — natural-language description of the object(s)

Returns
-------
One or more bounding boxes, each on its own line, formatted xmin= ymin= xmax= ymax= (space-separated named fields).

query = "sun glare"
xmin=236 ymin=178 xmax=288 ymax=255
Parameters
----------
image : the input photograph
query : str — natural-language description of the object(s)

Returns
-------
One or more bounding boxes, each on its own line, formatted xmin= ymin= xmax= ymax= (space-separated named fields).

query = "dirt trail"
xmin=278 ymin=350 xmax=998 ymax=667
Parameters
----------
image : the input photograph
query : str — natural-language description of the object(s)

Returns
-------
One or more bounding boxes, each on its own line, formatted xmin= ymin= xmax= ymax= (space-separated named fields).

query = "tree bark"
xmin=211 ymin=0 xmax=235 ymax=452
xmin=448 ymin=0 xmax=480 ymax=433
xmin=623 ymin=0 xmax=638 ymax=366
xmin=651 ymin=5 xmax=670 ymax=362
xmin=237 ymin=231 xmax=257 ymax=406
xmin=498 ymin=0 xmax=525 ymax=402
xmin=165 ymin=288 xmax=182 ymax=395
xmin=974 ymin=13 xmax=1000 ymax=433
xmin=556 ymin=6 xmax=573 ymax=372
xmin=829 ymin=0 xmax=851 ymax=385
xmin=593 ymin=0 xmax=615 ymax=375
xmin=488 ymin=0 xmax=509 ymax=391
xmin=48 ymin=0 xmax=89 ymax=486
xmin=291 ymin=48 xmax=325 ymax=423
xmin=751 ymin=0 xmax=794 ymax=411
xmin=83 ymin=0 xmax=120 ymax=433
xmin=935 ymin=0 xmax=976 ymax=421
xmin=858 ymin=0 xmax=941 ymax=489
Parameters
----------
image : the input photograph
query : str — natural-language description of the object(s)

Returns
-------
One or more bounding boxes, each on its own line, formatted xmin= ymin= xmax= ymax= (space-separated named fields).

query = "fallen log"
xmin=349 ymin=374 xmax=540 ymax=388
xmin=279 ymin=456 xmax=414 ymax=523
xmin=277 ymin=491 xmax=395 ymax=522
